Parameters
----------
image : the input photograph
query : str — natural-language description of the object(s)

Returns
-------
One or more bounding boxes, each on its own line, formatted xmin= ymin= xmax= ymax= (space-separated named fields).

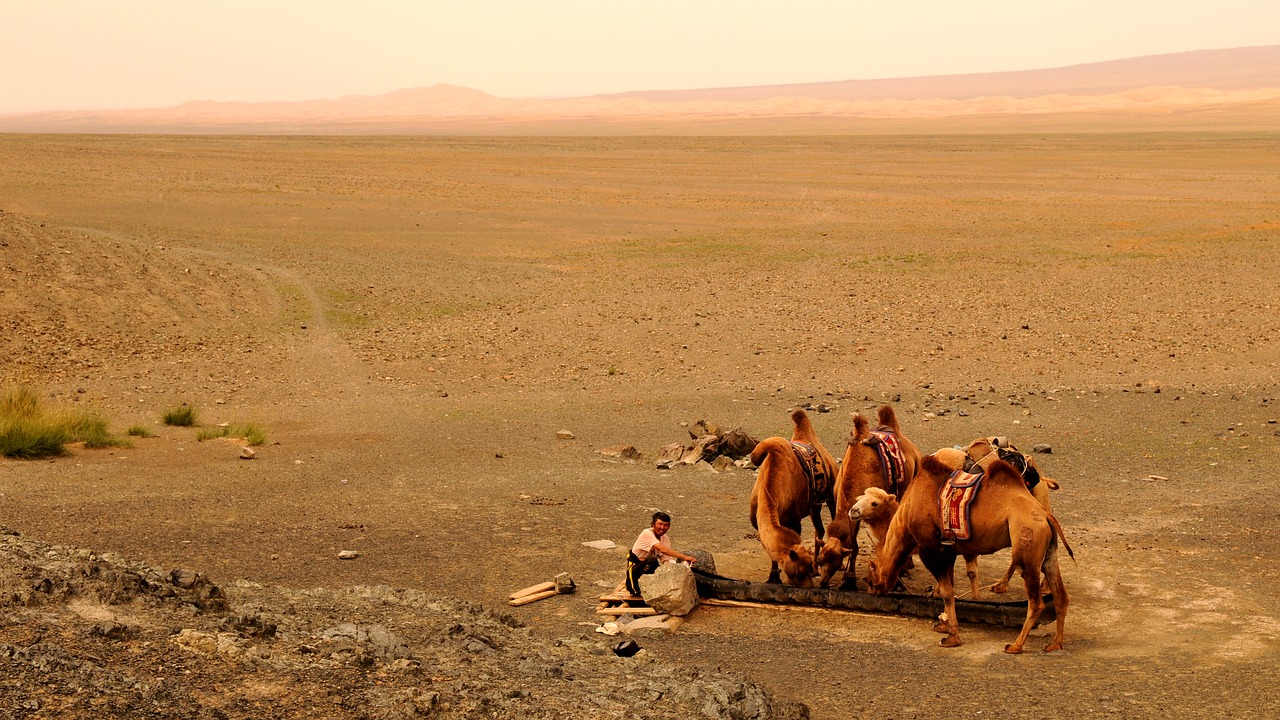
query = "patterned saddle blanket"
xmin=939 ymin=470 xmax=983 ymax=544
xmin=868 ymin=428 xmax=906 ymax=495
xmin=791 ymin=441 xmax=834 ymax=510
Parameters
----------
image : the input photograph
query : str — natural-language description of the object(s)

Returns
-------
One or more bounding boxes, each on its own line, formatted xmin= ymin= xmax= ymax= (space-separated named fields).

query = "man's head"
xmin=651 ymin=511 xmax=672 ymax=536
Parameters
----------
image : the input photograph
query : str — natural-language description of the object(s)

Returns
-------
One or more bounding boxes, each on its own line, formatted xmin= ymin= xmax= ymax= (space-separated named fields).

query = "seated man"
xmin=626 ymin=511 xmax=697 ymax=596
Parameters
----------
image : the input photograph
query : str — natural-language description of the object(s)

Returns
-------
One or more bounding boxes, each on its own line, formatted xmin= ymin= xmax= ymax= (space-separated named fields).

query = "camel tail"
xmin=790 ymin=408 xmax=817 ymax=443
xmin=1046 ymin=511 xmax=1075 ymax=562
xmin=876 ymin=404 xmax=902 ymax=435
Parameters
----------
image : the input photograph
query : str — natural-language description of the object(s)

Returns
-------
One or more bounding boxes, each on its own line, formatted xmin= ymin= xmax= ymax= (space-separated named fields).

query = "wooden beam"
xmin=508 ymin=581 xmax=555 ymax=601
xmin=595 ymin=606 xmax=659 ymax=617
xmin=508 ymin=589 xmax=557 ymax=607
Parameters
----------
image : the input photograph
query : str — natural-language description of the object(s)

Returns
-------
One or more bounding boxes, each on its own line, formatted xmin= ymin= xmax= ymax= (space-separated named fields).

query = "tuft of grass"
xmin=127 ymin=425 xmax=156 ymax=438
xmin=197 ymin=422 xmax=267 ymax=446
xmin=162 ymin=404 xmax=198 ymax=427
xmin=1 ymin=385 xmax=128 ymax=458
xmin=63 ymin=411 xmax=127 ymax=449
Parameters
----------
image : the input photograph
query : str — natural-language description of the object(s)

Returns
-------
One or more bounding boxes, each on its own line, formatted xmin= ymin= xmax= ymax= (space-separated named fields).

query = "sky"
xmin=4 ymin=0 xmax=1279 ymax=114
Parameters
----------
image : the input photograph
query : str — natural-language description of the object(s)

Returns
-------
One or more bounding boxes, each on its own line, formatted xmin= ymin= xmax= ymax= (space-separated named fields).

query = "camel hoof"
xmin=838 ymin=578 xmax=857 ymax=592
xmin=991 ymin=582 xmax=1009 ymax=594
xmin=1003 ymin=643 xmax=1025 ymax=654
xmin=931 ymin=621 xmax=950 ymax=634
xmin=766 ymin=572 xmax=781 ymax=585
xmin=940 ymin=634 xmax=962 ymax=648
xmin=1043 ymin=641 xmax=1064 ymax=653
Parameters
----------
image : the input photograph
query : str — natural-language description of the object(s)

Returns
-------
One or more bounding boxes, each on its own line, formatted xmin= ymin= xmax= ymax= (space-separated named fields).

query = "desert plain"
xmin=1 ymin=127 xmax=1279 ymax=718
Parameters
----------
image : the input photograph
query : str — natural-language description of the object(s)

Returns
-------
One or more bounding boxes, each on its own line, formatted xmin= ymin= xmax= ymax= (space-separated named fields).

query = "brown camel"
xmin=865 ymin=453 xmax=1072 ymax=653
xmin=816 ymin=405 xmax=921 ymax=590
xmin=748 ymin=408 xmax=838 ymax=586
xmin=934 ymin=438 xmax=1062 ymax=596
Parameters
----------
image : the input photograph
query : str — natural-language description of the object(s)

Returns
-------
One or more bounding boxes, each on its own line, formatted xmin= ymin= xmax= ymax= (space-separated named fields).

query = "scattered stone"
xmin=555 ymin=430 xmax=576 ymax=440
xmin=598 ymin=444 xmax=641 ymax=462
xmin=656 ymin=443 xmax=685 ymax=469
xmin=621 ymin=614 xmax=683 ymax=637
xmin=337 ymin=550 xmax=360 ymax=560
xmin=239 ymin=446 xmax=256 ymax=460
xmin=582 ymin=539 xmax=617 ymax=551
xmin=1033 ymin=443 xmax=1053 ymax=454
xmin=554 ymin=572 xmax=576 ymax=595
xmin=687 ymin=419 xmax=721 ymax=439
xmin=711 ymin=455 xmax=735 ymax=471
xmin=638 ymin=562 xmax=699 ymax=617
xmin=687 ymin=549 xmax=717 ymax=575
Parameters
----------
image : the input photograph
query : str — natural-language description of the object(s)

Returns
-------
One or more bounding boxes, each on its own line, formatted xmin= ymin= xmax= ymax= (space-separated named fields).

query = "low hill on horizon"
xmin=5 ymin=44 xmax=1280 ymax=134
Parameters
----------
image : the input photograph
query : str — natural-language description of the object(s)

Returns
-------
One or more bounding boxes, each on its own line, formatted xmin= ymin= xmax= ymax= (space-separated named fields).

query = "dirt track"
xmin=2 ymin=132 xmax=1279 ymax=718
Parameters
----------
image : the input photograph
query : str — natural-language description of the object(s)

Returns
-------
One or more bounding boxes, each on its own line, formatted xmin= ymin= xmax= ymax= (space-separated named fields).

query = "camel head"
xmin=848 ymin=487 xmax=896 ymax=525
xmin=815 ymin=535 xmax=851 ymax=588
xmin=782 ymin=545 xmax=816 ymax=587
xmin=864 ymin=556 xmax=900 ymax=596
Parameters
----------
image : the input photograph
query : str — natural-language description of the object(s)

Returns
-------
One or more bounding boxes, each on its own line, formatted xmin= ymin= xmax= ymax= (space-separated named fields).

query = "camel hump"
xmin=850 ymin=412 xmax=870 ymax=445
xmin=876 ymin=404 xmax=902 ymax=435
xmin=750 ymin=436 xmax=791 ymax=467
xmin=919 ymin=453 xmax=951 ymax=477
xmin=790 ymin=408 xmax=817 ymax=442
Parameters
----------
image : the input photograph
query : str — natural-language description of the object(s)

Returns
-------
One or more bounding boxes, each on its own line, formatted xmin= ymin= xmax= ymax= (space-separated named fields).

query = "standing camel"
xmin=816 ymin=405 xmax=921 ymax=590
xmin=865 ymin=453 xmax=1071 ymax=653
xmin=748 ymin=408 xmax=837 ymax=586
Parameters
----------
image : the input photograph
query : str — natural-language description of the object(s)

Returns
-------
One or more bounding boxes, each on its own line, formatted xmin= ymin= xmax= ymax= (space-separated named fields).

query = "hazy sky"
xmin=4 ymin=0 xmax=1279 ymax=113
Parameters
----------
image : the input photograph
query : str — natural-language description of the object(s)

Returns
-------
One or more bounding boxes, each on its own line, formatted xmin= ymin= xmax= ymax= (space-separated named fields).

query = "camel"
xmin=864 ymin=453 xmax=1072 ymax=653
xmin=934 ymin=438 xmax=1062 ymax=596
xmin=816 ymin=405 xmax=921 ymax=590
xmin=748 ymin=408 xmax=838 ymax=586
xmin=847 ymin=486 xmax=898 ymax=548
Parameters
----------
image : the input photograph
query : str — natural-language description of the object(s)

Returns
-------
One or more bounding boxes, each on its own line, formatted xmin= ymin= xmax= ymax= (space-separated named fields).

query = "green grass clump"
xmin=127 ymin=425 xmax=156 ymax=438
xmin=162 ymin=404 xmax=198 ymax=427
xmin=0 ymin=386 xmax=128 ymax=458
xmin=197 ymin=422 xmax=267 ymax=446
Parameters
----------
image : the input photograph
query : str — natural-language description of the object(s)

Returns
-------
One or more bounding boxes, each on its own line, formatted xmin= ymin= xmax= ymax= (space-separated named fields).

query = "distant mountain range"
xmin=4 ymin=45 xmax=1280 ymax=133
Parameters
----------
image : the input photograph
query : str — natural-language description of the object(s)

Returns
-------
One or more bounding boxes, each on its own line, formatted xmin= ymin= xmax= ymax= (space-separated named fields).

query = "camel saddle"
xmin=790 ymin=441 xmax=834 ymax=511
xmin=963 ymin=445 xmax=1040 ymax=492
xmin=866 ymin=427 xmax=906 ymax=495
xmin=938 ymin=470 xmax=983 ymax=545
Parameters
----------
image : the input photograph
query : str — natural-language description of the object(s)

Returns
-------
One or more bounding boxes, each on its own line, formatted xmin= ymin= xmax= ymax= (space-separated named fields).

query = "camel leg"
xmin=839 ymin=520 xmax=861 ymax=591
xmin=963 ymin=555 xmax=982 ymax=600
xmin=932 ymin=568 xmax=962 ymax=647
xmin=767 ymin=560 xmax=782 ymax=585
xmin=1041 ymin=546 xmax=1069 ymax=652
xmin=810 ymin=507 xmax=826 ymax=560
xmin=991 ymin=561 xmax=1015 ymax=594
xmin=1004 ymin=542 xmax=1047 ymax=654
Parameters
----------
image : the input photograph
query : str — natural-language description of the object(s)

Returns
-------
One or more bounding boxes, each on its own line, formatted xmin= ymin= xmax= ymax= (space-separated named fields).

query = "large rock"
xmin=687 ymin=549 xmax=717 ymax=575
xmin=656 ymin=443 xmax=686 ymax=469
xmin=638 ymin=562 xmax=699 ymax=617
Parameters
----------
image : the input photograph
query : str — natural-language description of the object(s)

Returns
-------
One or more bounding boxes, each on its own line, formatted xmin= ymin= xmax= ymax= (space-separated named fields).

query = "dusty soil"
xmin=1 ymin=132 xmax=1278 ymax=719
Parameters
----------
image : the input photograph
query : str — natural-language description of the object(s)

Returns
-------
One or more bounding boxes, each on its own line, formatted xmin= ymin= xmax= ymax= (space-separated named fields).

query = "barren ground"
xmin=1 ymin=131 xmax=1279 ymax=719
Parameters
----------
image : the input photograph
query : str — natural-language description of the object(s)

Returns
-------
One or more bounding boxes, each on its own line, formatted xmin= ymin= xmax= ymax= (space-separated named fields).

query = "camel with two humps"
xmin=865 ymin=453 xmax=1072 ymax=653
xmin=816 ymin=405 xmax=921 ymax=590
xmin=748 ymin=408 xmax=838 ymax=586
xmin=934 ymin=438 xmax=1062 ymax=597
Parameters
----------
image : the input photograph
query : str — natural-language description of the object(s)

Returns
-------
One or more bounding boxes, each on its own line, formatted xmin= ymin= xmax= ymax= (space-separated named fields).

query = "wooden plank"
xmin=598 ymin=593 xmax=644 ymax=603
xmin=595 ymin=606 xmax=659 ymax=617
xmin=508 ymin=581 xmax=555 ymax=601
xmin=507 ymin=589 xmax=557 ymax=607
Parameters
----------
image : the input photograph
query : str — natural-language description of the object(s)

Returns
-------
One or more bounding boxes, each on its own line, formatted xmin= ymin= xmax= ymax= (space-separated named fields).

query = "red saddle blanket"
xmin=939 ymin=470 xmax=983 ymax=543
xmin=869 ymin=428 xmax=906 ymax=495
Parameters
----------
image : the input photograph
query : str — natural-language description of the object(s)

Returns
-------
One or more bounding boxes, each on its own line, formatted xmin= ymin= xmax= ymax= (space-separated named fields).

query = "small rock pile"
xmin=656 ymin=420 xmax=760 ymax=471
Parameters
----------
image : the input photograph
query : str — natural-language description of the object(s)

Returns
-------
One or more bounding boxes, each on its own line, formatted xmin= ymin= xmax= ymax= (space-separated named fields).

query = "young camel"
xmin=934 ymin=438 xmax=1062 ymax=596
xmin=748 ymin=408 xmax=838 ymax=586
xmin=816 ymin=405 xmax=921 ymax=590
xmin=865 ymin=453 xmax=1071 ymax=654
